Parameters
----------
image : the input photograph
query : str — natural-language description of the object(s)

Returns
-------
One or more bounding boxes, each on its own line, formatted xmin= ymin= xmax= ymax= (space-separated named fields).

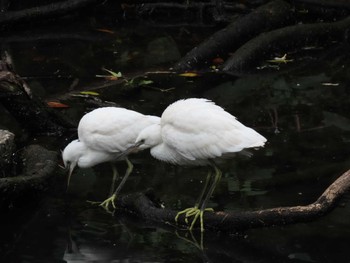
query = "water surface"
xmin=1 ymin=18 xmax=350 ymax=263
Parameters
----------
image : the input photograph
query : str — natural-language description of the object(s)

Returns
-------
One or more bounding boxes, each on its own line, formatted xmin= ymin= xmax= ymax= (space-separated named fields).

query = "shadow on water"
xmin=1 ymin=21 xmax=350 ymax=262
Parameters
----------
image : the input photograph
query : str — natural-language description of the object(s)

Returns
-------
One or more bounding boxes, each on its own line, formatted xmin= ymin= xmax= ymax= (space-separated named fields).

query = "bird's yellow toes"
xmin=175 ymin=206 xmax=214 ymax=232
xmin=98 ymin=194 xmax=117 ymax=212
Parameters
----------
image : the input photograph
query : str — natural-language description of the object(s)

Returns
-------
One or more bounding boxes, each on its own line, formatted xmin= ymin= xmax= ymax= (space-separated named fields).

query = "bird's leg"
xmin=99 ymin=158 xmax=134 ymax=211
xmin=195 ymin=170 xmax=212 ymax=208
xmin=175 ymin=169 xmax=214 ymax=230
xmin=197 ymin=163 xmax=222 ymax=232
xmin=109 ymin=163 xmax=119 ymax=196
xmin=180 ymin=164 xmax=221 ymax=232
xmin=175 ymin=170 xmax=211 ymax=223
xmin=87 ymin=164 xmax=120 ymax=207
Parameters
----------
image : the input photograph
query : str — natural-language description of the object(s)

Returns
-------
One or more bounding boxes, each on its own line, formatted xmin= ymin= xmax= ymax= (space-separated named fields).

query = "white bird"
xmin=62 ymin=107 xmax=160 ymax=210
xmin=128 ymin=98 xmax=267 ymax=232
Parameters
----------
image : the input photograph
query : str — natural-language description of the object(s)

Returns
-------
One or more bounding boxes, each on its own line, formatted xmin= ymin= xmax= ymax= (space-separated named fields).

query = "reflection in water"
xmin=1 ymin=23 xmax=350 ymax=263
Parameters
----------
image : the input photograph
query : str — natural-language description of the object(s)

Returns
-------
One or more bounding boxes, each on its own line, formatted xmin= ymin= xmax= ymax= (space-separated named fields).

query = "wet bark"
xmin=115 ymin=168 xmax=350 ymax=232
xmin=172 ymin=0 xmax=294 ymax=72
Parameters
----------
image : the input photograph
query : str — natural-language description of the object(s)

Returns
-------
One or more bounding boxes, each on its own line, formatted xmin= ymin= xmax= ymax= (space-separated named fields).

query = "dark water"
xmin=1 ymin=19 xmax=350 ymax=263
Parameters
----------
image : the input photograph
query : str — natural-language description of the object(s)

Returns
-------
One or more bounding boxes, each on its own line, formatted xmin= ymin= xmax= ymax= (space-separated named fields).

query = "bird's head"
xmin=135 ymin=124 xmax=162 ymax=150
xmin=115 ymin=124 xmax=162 ymax=160
xmin=62 ymin=139 xmax=85 ymax=188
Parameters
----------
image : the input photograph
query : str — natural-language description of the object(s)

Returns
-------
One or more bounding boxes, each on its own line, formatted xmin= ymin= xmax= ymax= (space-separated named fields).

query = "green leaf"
xmin=80 ymin=91 xmax=100 ymax=96
xmin=102 ymin=68 xmax=122 ymax=77
xmin=139 ymin=79 xmax=154 ymax=85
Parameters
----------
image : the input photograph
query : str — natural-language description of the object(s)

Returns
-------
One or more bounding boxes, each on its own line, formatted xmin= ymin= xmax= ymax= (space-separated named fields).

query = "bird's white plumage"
xmin=136 ymin=98 xmax=266 ymax=165
xmin=62 ymin=107 xmax=160 ymax=170
xmin=134 ymin=98 xmax=266 ymax=231
xmin=79 ymin=107 xmax=159 ymax=153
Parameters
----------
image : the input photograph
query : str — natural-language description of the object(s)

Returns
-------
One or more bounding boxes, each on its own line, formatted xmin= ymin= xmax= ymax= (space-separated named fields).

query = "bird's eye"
xmin=137 ymin=139 xmax=145 ymax=145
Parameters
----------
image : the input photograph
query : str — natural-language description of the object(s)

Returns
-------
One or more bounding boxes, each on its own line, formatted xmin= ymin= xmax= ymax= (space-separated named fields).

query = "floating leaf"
xmin=47 ymin=101 xmax=69 ymax=108
xmin=80 ymin=91 xmax=100 ymax=96
xmin=267 ymin=53 xmax=294 ymax=64
xmin=178 ymin=72 xmax=199 ymax=77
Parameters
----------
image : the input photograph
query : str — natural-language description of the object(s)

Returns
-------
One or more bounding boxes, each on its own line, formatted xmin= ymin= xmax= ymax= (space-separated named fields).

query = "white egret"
xmin=129 ymin=98 xmax=267 ymax=232
xmin=62 ymin=107 xmax=160 ymax=210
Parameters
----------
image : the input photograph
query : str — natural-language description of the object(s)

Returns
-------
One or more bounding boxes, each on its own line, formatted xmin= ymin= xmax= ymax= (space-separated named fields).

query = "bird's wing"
xmin=78 ymin=107 xmax=159 ymax=153
xmin=161 ymin=101 xmax=266 ymax=161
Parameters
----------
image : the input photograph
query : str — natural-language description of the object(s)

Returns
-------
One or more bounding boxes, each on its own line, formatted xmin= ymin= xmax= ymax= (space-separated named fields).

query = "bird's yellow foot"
xmin=99 ymin=194 xmax=117 ymax=211
xmin=175 ymin=207 xmax=214 ymax=232
xmin=87 ymin=194 xmax=117 ymax=213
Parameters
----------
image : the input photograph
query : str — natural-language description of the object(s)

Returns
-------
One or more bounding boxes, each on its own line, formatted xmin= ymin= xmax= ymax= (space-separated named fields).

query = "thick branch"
xmin=222 ymin=16 xmax=350 ymax=73
xmin=115 ymin=169 xmax=350 ymax=232
xmin=172 ymin=0 xmax=294 ymax=72
xmin=0 ymin=0 xmax=100 ymax=27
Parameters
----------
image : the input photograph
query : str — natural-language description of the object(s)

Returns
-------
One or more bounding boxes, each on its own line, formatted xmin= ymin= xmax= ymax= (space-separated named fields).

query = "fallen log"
xmin=114 ymin=168 xmax=350 ymax=232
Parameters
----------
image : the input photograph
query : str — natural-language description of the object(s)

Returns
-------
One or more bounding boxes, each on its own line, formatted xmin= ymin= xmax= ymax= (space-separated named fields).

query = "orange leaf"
xmin=47 ymin=101 xmax=69 ymax=108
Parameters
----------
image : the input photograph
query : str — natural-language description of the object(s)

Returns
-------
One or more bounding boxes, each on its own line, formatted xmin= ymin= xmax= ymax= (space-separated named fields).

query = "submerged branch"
xmin=115 ymin=169 xmax=350 ymax=232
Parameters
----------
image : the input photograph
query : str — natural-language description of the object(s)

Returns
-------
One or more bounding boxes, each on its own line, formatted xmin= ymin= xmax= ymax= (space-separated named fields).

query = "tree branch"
xmin=222 ymin=15 xmax=350 ymax=73
xmin=172 ymin=0 xmax=294 ymax=72
xmin=115 ymin=169 xmax=350 ymax=232
xmin=0 ymin=0 xmax=100 ymax=27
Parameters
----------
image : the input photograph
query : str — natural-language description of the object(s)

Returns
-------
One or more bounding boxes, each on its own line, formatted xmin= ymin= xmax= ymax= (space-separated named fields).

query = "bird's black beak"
xmin=116 ymin=141 xmax=143 ymax=160
xmin=67 ymin=164 xmax=75 ymax=190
